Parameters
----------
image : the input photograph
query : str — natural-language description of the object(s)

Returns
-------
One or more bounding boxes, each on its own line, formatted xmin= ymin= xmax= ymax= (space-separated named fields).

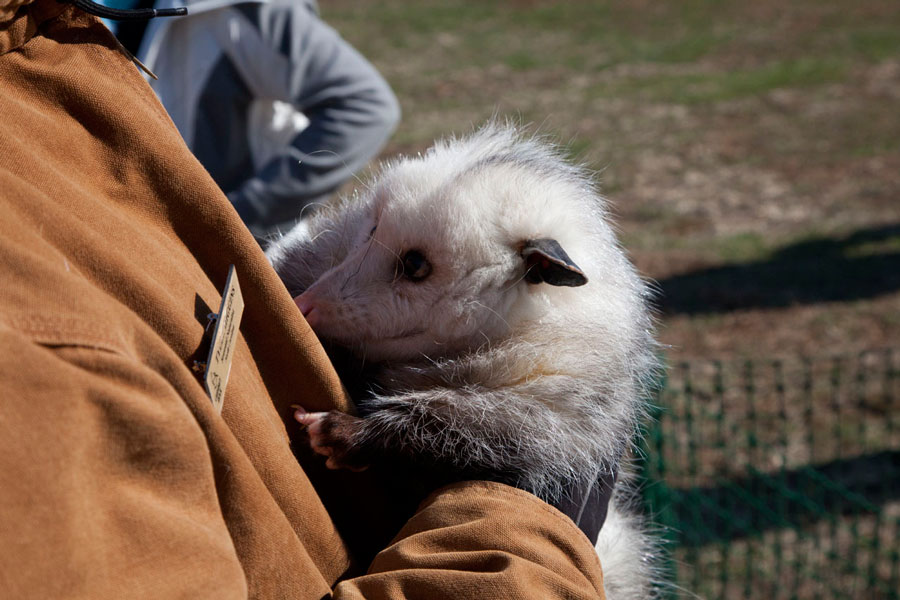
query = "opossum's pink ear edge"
xmin=521 ymin=238 xmax=588 ymax=287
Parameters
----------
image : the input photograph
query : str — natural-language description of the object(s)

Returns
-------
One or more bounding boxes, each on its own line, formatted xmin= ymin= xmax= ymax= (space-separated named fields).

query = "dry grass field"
xmin=322 ymin=0 xmax=900 ymax=363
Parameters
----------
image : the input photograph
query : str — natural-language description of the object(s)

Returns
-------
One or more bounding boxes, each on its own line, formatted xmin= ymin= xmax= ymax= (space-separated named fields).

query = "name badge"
xmin=203 ymin=265 xmax=244 ymax=413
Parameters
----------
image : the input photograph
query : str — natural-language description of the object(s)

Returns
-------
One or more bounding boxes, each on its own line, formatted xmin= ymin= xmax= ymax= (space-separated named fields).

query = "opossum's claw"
xmin=294 ymin=410 xmax=332 ymax=454
xmin=293 ymin=408 xmax=324 ymax=429
xmin=295 ymin=409 xmax=370 ymax=472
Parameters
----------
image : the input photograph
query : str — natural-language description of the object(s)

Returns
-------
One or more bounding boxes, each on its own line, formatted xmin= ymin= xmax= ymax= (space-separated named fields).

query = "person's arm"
xmin=0 ymin=324 xmax=604 ymax=599
xmin=336 ymin=481 xmax=606 ymax=599
xmin=222 ymin=1 xmax=401 ymax=232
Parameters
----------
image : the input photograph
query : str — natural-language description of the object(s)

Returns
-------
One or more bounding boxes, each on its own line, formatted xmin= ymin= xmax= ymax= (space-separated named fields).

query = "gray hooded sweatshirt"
xmin=138 ymin=0 xmax=400 ymax=237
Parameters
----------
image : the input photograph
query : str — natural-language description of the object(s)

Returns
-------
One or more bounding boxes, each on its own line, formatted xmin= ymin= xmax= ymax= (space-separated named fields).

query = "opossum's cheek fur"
xmin=361 ymin=332 xmax=440 ymax=363
xmin=294 ymin=286 xmax=426 ymax=361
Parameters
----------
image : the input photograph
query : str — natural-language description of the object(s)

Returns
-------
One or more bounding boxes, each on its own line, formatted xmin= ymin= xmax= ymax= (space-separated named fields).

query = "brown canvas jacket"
xmin=0 ymin=1 xmax=606 ymax=597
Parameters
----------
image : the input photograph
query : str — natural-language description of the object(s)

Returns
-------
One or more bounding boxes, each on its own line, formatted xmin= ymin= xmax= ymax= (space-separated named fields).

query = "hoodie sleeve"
xmin=220 ymin=0 xmax=400 ymax=232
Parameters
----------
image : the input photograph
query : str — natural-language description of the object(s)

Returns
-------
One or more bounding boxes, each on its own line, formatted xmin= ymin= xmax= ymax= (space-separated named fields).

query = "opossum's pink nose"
xmin=294 ymin=293 xmax=319 ymax=327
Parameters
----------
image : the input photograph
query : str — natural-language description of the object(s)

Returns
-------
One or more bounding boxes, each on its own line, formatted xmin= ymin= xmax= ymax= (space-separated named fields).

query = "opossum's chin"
xmin=326 ymin=330 xmax=447 ymax=364
xmin=358 ymin=336 xmax=435 ymax=363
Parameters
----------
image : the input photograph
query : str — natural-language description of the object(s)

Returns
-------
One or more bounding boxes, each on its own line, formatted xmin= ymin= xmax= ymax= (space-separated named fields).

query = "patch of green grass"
xmin=847 ymin=139 xmax=899 ymax=158
xmin=560 ymin=137 xmax=593 ymax=163
xmin=503 ymin=51 xmax=540 ymax=71
xmin=646 ymin=32 xmax=729 ymax=64
xmin=332 ymin=2 xmax=499 ymax=34
xmin=600 ymin=58 xmax=848 ymax=104
xmin=504 ymin=2 xmax=610 ymax=29
xmin=843 ymin=234 xmax=900 ymax=259
xmin=621 ymin=227 xmax=774 ymax=264
xmin=325 ymin=0 xmax=735 ymax=76
xmin=715 ymin=232 xmax=771 ymax=263
xmin=850 ymin=29 xmax=900 ymax=62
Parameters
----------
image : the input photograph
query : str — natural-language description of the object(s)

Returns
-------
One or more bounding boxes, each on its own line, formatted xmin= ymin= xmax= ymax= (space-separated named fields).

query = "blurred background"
xmin=324 ymin=0 xmax=900 ymax=360
xmin=317 ymin=1 xmax=899 ymax=598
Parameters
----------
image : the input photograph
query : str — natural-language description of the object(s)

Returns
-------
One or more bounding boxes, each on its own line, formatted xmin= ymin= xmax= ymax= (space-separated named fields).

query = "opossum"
xmin=267 ymin=122 xmax=662 ymax=598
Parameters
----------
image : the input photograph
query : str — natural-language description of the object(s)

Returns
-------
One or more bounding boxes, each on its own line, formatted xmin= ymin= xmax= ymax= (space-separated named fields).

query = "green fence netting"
xmin=639 ymin=348 xmax=900 ymax=599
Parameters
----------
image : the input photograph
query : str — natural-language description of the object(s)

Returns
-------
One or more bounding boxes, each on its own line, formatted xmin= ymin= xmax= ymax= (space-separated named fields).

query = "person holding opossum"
xmin=0 ymin=1 xmax=620 ymax=599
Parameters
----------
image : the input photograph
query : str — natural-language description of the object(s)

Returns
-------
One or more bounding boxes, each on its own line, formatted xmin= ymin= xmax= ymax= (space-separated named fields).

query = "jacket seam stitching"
xmin=0 ymin=314 xmax=130 ymax=356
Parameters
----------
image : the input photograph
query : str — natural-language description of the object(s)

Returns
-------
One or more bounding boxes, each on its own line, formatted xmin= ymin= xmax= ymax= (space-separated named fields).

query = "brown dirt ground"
xmin=324 ymin=0 xmax=900 ymax=363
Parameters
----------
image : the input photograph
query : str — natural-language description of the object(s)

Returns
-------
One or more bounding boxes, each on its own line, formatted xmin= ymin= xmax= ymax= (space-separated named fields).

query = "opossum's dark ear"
xmin=521 ymin=238 xmax=588 ymax=287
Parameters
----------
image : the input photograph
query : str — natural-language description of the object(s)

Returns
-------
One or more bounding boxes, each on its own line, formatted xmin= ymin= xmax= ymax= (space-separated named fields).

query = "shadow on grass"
xmin=657 ymin=224 xmax=900 ymax=315
xmin=644 ymin=450 xmax=900 ymax=547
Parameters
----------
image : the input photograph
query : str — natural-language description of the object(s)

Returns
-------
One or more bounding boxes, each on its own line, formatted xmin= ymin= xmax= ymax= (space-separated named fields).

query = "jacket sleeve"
xmin=335 ymin=482 xmax=607 ymax=600
xmin=226 ymin=0 xmax=401 ymax=231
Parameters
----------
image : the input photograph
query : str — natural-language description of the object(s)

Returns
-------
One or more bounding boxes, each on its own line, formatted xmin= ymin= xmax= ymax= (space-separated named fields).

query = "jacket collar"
xmin=0 ymin=0 xmax=72 ymax=55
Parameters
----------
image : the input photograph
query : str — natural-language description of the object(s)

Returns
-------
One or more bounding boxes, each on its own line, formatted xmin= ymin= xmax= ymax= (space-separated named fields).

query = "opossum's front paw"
xmin=293 ymin=408 xmax=370 ymax=472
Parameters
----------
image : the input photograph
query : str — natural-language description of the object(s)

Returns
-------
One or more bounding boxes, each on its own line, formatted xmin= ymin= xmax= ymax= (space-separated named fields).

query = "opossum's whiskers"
xmin=310 ymin=228 xmax=336 ymax=244
xmin=359 ymin=344 xmax=368 ymax=368
xmin=339 ymin=262 xmax=364 ymax=295
xmin=477 ymin=330 xmax=492 ymax=353
xmin=340 ymin=228 xmax=379 ymax=294
xmin=369 ymin=237 xmax=405 ymax=283
xmin=469 ymin=300 xmax=511 ymax=330
xmin=371 ymin=236 xmax=402 ymax=261
xmin=501 ymin=270 xmax=532 ymax=292
xmin=416 ymin=352 xmax=442 ymax=373
xmin=299 ymin=200 xmax=331 ymax=220
xmin=262 ymin=227 xmax=284 ymax=246
xmin=306 ymin=149 xmax=374 ymax=194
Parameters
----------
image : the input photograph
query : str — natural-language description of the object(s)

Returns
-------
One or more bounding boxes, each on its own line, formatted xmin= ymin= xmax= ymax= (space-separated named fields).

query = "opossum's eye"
xmin=398 ymin=250 xmax=432 ymax=282
xmin=367 ymin=225 xmax=377 ymax=240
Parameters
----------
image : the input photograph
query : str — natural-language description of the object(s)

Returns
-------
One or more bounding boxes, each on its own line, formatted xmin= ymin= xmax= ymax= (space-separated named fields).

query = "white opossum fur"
xmin=598 ymin=470 xmax=668 ymax=600
xmin=268 ymin=122 xmax=662 ymax=598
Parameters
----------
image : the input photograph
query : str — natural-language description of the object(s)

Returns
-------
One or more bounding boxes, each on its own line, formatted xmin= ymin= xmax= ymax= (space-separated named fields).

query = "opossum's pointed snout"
xmin=294 ymin=293 xmax=320 ymax=327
